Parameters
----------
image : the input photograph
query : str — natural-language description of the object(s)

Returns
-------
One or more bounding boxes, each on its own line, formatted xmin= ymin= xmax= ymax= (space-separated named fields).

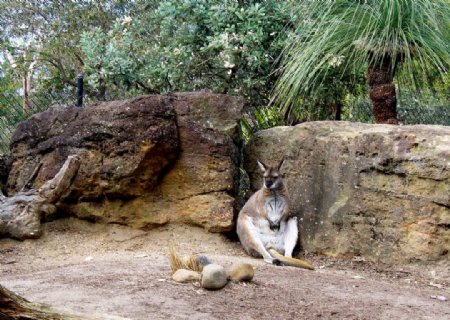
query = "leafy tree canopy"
xmin=0 ymin=0 xmax=295 ymax=108
xmin=80 ymin=0 xmax=295 ymax=106
xmin=0 ymin=0 xmax=135 ymax=96
xmin=0 ymin=0 xmax=447 ymax=128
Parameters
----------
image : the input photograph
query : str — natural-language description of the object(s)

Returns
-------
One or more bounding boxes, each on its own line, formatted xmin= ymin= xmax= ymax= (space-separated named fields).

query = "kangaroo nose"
xmin=265 ymin=180 xmax=273 ymax=187
xmin=269 ymin=221 xmax=280 ymax=230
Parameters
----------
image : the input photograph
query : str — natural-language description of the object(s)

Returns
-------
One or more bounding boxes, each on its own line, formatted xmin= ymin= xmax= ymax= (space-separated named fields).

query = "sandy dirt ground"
xmin=1 ymin=218 xmax=449 ymax=320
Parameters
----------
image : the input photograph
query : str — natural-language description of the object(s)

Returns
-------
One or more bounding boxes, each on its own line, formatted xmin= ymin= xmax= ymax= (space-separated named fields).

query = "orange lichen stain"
xmin=406 ymin=217 xmax=434 ymax=228
xmin=140 ymin=142 xmax=155 ymax=153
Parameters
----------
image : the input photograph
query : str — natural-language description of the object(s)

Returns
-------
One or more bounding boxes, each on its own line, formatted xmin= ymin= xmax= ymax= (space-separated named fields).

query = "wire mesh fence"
xmin=346 ymin=100 xmax=450 ymax=125
xmin=0 ymin=92 xmax=75 ymax=154
xmin=240 ymin=101 xmax=449 ymax=140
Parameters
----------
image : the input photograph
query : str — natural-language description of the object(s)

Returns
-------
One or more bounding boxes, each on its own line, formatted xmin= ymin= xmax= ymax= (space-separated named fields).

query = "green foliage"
xmin=275 ymin=0 xmax=450 ymax=121
xmin=0 ymin=0 xmax=133 ymax=98
xmin=0 ymin=59 xmax=20 ymax=154
xmin=79 ymin=0 xmax=295 ymax=106
xmin=0 ymin=58 xmax=20 ymax=94
xmin=241 ymin=105 xmax=287 ymax=141
xmin=0 ymin=0 xmax=448 ymax=143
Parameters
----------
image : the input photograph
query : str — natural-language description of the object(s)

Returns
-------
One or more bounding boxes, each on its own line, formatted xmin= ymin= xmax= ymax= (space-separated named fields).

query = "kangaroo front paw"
xmin=272 ymin=259 xmax=283 ymax=266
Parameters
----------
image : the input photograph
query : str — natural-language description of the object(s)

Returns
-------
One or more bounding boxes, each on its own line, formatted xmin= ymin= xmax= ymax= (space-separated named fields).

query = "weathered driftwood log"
xmin=0 ymin=155 xmax=80 ymax=240
xmin=0 ymin=284 xmax=128 ymax=320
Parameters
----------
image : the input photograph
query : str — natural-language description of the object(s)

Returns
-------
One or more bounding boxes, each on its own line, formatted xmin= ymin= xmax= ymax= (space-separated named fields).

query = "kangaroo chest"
xmin=264 ymin=195 xmax=287 ymax=221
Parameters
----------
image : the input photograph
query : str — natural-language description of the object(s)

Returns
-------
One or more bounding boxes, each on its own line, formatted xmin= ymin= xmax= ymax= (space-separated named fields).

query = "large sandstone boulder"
xmin=7 ymin=92 xmax=243 ymax=232
xmin=146 ymin=92 xmax=243 ymax=232
xmin=245 ymin=121 xmax=449 ymax=265
xmin=8 ymin=96 xmax=179 ymax=198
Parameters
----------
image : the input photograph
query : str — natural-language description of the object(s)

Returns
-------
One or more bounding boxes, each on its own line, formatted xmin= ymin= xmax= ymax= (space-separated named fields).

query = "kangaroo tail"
xmin=268 ymin=248 xmax=315 ymax=270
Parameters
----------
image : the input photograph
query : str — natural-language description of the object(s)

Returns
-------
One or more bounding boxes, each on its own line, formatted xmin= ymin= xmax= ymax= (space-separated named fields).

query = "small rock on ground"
xmin=201 ymin=264 xmax=228 ymax=290
xmin=172 ymin=269 xmax=201 ymax=283
xmin=227 ymin=263 xmax=254 ymax=282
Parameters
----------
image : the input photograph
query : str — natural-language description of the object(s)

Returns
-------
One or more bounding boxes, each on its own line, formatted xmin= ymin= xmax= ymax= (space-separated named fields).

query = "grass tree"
xmin=274 ymin=0 xmax=449 ymax=124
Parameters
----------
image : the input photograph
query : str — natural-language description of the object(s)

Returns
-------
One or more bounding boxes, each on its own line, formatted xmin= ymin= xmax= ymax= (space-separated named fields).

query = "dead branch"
xmin=38 ymin=155 xmax=80 ymax=203
xmin=0 ymin=155 xmax=80 ymax=240
xmin=20 ymin=163 xmax=43 ymax=192
xmin=0 ymin=284 xmax=128 ymax=320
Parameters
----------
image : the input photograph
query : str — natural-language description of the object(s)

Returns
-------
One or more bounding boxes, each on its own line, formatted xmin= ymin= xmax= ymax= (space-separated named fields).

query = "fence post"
xmin=76 ymin=73 xmax=84 ymax=107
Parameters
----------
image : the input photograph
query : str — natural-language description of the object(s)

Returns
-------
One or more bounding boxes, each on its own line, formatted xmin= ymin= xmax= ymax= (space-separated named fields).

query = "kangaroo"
xmin=237 ymin=159 xmax=314 ymax=269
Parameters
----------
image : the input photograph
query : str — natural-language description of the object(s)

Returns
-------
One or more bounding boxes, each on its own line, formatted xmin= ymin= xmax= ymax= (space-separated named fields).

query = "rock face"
xmin=7 ymin=93 xmax=243 ymax=232
xmin=0 ymin=155 xmax=10 ymax=189
xmin=244 ymin=121 xmax=449 ymax=265
xmin=148 ymin=92 xmax=243 ymax=232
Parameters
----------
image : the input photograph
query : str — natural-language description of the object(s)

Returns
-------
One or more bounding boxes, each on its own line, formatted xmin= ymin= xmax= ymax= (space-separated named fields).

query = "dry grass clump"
xmin=168 ymin=243 xmax=207 ymax=273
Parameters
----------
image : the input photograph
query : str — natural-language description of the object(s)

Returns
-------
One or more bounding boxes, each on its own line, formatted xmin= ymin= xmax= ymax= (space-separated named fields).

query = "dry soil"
xmin=1 ymin=218 xmax=449 ymax=320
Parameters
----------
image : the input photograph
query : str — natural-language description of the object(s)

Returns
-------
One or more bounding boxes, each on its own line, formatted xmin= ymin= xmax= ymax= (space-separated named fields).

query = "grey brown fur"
xmin=237 ymin=159 xmax=298 ymax=265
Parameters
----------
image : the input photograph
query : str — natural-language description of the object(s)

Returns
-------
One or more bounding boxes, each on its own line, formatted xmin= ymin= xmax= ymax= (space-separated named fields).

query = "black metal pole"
xmin=76 ymin=73 xmax=84 ymax=107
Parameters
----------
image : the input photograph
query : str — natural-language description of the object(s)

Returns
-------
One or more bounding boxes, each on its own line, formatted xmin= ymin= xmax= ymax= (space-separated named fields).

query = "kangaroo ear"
xmin=257 ymin=160 xmax=267 ymax=172
xmin=278 ymin=159 xmax=285 ymax=172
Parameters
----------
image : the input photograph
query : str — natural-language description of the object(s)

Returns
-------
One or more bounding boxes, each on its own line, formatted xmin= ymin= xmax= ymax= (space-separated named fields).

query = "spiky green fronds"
xmin=274 ymin=0 xmax=450 ymax=116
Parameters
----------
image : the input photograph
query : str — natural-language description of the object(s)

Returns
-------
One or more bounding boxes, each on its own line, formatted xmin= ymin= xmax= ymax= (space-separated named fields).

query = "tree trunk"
xmin=96 ymin=77 xmax=107 ymax=101
xmin=331 ymin=101 xmax=342 ymax=121
xmin=23 ymin=61 xmax=37 ymax=111
xmin=0 ymin=284 xmax=127 ymax=319
xmin=23 ymin=76 xmax=30 ymax=110
xmin=367 ymin=56 xmax=399 ymax=124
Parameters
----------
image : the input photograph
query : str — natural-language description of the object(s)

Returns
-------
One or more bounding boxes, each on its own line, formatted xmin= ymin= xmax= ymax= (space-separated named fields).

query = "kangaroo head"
xmin=257 ymin=159 xmax=285 ymax=190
